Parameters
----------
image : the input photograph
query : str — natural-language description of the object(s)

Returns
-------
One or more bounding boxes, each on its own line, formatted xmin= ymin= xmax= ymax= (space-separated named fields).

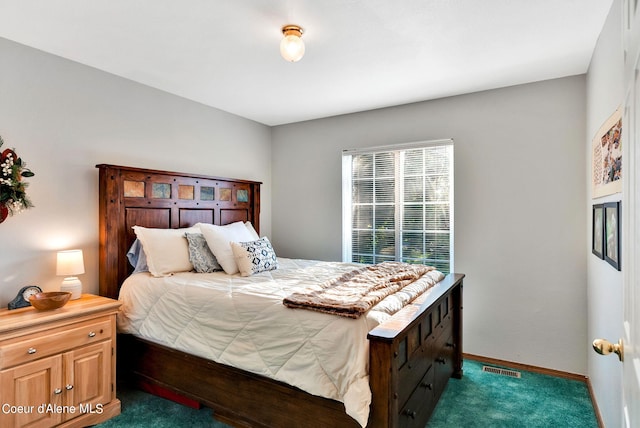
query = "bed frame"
xmin=97 ymin=164 xmax=464 ymax=428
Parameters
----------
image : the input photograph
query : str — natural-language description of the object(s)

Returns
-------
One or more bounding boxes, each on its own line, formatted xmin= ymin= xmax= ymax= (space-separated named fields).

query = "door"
xmin=623 ymin=1 xmax=640 ymax=424
xmin=62 ymin=340 xmax=111 ymax=422
xmin=622 ymin=53 xmax=640 ymax=428
xmin=0 ymin=355 xmax=63 ymax=428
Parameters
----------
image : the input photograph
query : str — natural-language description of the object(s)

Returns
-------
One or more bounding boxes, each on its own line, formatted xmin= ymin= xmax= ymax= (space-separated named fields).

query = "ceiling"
xmin=0 ymin=1 xmax=612 ymax=126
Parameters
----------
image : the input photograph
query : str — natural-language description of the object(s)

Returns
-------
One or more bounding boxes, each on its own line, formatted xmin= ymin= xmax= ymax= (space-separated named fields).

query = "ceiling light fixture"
xmin=280 ymin=25 xmax=305 ymax=62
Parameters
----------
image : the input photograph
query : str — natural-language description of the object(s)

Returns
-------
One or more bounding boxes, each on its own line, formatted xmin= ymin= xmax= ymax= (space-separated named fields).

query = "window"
xmin=342 ymin=141 xmax=453 ymax=273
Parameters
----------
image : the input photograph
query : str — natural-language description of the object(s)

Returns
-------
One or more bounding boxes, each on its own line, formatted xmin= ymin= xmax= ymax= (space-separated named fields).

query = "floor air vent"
xmin=482 ymin=365 xmax=522 ymax=378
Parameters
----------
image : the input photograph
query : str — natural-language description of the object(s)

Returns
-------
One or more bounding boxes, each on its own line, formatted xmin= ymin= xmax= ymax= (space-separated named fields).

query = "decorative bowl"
xmin=29 ymin=291 xmax=72 ymax=311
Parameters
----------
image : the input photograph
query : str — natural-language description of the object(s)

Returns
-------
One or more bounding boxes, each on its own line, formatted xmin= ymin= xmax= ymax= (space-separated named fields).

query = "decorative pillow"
xmin=185 ymin=232 xmax=222 ymax=273
xmin=126 ymin=239 xmax=149 ymax=273
xmin=244 ymin=221 xmax=260 ymax=240
xmin=230 ymin=237 xmax=278 ymax=277
xmin=197 ymin=222 xmax=255 ymax=274
xmin=132 ymin=226 xmax=199 ymax=277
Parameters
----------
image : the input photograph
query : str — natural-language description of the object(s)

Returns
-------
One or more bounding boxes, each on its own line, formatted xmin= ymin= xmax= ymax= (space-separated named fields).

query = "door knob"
xmin=592 ymin=338 xmax=624 ymax=362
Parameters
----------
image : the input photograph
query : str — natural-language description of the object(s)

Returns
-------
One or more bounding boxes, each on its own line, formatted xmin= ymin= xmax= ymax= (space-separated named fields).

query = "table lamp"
xmin=57 ymin=249 xmax=85 ymax=300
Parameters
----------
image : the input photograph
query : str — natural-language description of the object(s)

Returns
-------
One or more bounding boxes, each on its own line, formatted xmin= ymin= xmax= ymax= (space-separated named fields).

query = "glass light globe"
xmin=280 ymin=34 xmax=305 ymax=62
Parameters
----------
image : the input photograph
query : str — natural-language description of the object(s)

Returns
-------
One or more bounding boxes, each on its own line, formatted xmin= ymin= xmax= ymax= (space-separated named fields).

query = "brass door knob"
xmin=592 ymin=338 xmax=624 ymax=362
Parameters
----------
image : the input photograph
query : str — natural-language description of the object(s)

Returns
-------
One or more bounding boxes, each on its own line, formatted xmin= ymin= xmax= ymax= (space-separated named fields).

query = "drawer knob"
xmin=403 ymin=409 xmax=417 ymax=419
xmin=436 ymin=357 xmax=446 ymax=364
xmin=54 ymin=388 xmax=62 ymax=395
xmin=88 ymin=331 xmax=97 ymax=338
xmin=66 ymin=384 xmax=74 ymax=390
xmin=421 ymin=382 xmax=433 ymax=390
xmin=27 ymin=348 xmax=37 ymax=355
xmin=446 ymin=342 xmax=455 ymax=348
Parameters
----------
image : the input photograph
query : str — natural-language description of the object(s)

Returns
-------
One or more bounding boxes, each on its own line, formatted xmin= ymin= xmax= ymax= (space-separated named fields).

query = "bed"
xmin=97 ymin=164 xmax=464 ymax=428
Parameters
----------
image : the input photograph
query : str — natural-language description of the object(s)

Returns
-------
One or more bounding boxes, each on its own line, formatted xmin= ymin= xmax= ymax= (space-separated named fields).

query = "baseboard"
xmin=585 ymin=377 xmax=605 ymax=428
xmin=463 ymin=353 xmax=587 ymax=382
xmin=463 ymin=353 xmax=604 ymax=427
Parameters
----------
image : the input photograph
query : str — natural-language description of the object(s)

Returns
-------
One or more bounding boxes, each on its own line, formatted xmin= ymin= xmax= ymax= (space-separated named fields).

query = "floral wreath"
xmin=0 ymin=135 xmax=35 ymax=223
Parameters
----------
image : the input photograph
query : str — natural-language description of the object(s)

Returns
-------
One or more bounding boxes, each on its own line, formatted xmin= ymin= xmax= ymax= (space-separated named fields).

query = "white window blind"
xmin=342 ymin=141 xmax=453 ymax=273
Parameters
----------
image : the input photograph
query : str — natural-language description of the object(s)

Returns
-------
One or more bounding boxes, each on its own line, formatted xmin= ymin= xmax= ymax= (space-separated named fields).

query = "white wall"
xmin=0 ymin=37 xmax=272 ymax=304
xmin=586 ymin=1 xmax=624 ymax=426
xmin=272 ymin=76 xmax=588 ymax=374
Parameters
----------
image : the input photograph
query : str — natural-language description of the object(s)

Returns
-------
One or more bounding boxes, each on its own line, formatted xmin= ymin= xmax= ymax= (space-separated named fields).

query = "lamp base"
xmin=60 ymin=277 xmax=82 ymax=300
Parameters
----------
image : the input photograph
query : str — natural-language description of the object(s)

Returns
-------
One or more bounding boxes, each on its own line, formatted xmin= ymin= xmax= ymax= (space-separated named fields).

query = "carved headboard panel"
xmin=97 ymin=164 xmax=261 ymax=299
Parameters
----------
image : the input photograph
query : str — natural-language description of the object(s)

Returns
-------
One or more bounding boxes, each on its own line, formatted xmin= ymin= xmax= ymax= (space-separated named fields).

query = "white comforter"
xmin=117 ymin=258 xmax=443 ymax=426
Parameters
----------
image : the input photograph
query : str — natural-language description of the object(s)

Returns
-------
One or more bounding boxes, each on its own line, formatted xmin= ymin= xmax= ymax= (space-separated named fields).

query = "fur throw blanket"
xmin=283 ymin=262 xmax=439 ymax=318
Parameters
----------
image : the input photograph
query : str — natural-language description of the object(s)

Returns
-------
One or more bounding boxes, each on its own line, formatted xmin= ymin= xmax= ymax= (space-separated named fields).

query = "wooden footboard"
xmin=117 ymin=274 xmax=464 ymax=428
xmin=368 ymin=273 xmax=464 ymax=427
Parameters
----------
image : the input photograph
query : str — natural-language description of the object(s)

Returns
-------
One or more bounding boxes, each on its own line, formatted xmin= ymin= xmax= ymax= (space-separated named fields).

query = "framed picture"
xmin=604 ymin=201 xmax=621 ymax=270
xmin=592 ymin=204 xmax=604 ymax=259
xmin=591 ymin=107 xmax=622 ymax=198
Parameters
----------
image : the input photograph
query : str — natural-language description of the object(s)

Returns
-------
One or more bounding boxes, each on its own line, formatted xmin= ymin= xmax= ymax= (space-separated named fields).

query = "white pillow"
xmin=244 ymin=221 xmax=260 ymax=240
xmin=231 ymin=237 xmax=278 ymax=277
xmin=197 ymin=222 xmax=255 ymax=274
xmin=132 ymin=226 xmax=199 ymax=277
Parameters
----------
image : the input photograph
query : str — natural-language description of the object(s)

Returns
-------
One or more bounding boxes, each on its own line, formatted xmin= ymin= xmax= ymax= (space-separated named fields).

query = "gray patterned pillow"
xmin=185 ymin=232 xmax=222 ymax=273
xmin=230 ymin=237 xmax=278 ymax=277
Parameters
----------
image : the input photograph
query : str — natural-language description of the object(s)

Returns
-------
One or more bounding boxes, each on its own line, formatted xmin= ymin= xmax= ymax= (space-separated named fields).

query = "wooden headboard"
xmin=97 ymin=164 xmax=261 ymax=299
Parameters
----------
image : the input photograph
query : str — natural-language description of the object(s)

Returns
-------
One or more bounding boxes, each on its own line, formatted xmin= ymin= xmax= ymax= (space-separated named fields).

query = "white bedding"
xmin=117 ymin=258 xmax=444 ymax=426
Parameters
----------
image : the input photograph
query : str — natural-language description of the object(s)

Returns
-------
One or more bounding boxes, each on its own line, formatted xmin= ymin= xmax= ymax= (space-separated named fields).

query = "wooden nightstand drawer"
xmin=0 ymin=317 xmax=112 ymax=369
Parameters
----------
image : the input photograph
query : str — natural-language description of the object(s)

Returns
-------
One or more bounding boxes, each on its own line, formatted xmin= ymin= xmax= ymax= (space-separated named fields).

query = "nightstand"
xmin=0 ymin=294 xmax=121 ymax=427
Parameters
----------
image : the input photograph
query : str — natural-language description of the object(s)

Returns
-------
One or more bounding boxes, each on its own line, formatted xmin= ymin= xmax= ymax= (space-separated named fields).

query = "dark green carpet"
xmin=427 ymin=360 xmax=598 ymax=428
xmin=97 ymin=360 xmax=598 ymax=427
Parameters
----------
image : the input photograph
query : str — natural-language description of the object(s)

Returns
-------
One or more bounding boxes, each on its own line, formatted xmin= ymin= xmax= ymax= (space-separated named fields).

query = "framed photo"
xmin=592 ymin=204 xmax=604 ymax=259
xmin=604 ymin=201 xmax=621 ymax=270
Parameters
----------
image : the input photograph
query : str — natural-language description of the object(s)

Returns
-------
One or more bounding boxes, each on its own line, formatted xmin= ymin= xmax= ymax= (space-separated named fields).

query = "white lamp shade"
xmin=280 ymin=34 xmax=305 ymax=62
xmin=56 ymin=249 xmax=85 ymax=276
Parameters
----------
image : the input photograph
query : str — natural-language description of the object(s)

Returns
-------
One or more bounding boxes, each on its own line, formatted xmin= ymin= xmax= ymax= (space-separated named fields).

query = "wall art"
xmin=0 ymin=135 xmax=35 ymax=223
xmin=604 ymin=201 xmax=621 ymax=270
xmin=592 ymin=203 xmax=604 ymax=259
xmin=592 ymin=107 xmax=622 ymax=198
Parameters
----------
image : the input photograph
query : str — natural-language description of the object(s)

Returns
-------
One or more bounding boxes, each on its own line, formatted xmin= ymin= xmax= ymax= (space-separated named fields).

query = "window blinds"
xmin=342 ymin=141 xmax=453 ymax=273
